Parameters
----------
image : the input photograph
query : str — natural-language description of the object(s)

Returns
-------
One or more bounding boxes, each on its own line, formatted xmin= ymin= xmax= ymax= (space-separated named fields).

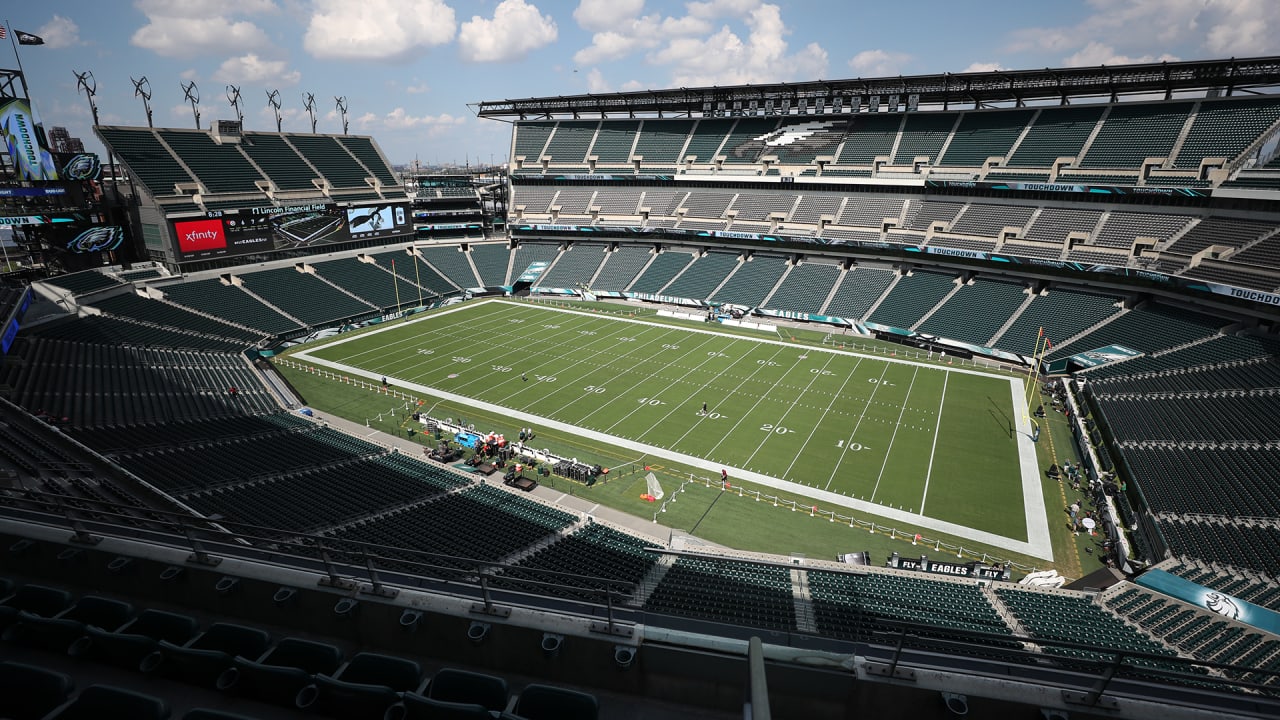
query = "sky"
xmin=3 ymin=0 xmax=1280 ymax=169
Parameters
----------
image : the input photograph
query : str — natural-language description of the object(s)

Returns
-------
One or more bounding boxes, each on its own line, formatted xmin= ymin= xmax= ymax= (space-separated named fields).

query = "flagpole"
xmin=5 ymin=21 xmax=29 ymax=94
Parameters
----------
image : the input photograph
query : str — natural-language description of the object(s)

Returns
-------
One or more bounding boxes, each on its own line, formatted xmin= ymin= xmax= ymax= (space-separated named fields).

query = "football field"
xmin=295 ymin=299 xmax=1052 ymax=559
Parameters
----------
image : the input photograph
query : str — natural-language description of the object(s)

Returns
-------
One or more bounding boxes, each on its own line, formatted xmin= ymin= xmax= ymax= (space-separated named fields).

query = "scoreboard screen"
xmin=173 ymin=201 xmax=411 ymax=261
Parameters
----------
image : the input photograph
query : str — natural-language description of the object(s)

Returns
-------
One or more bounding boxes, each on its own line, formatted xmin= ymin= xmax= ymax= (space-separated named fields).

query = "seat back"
xmin=261 ymin=637 xmax=343 ymax=674
xmin=47 ymin=684 xmax=170 ymax=720
xmin=514 ymin=684 xmax=598 ymax=720
xmin=65 ymin=595 xmax=135 ymax=629
xmin=191 ymin=622 xmax=271 ymax=657
xmin=339 ymin=652 xmax=422 ymax=691
xmin=4 ymin=584 xmax=73 ymax=616
xmin=427 ymin=668 xmax=509 ymax=711
xmin=0 ymin=660 xmax=75 ymax=720
xmin=397 ymin=693 xmax=494 ymax=720
xmin=127 ymin=609 xmax=200 ymax=643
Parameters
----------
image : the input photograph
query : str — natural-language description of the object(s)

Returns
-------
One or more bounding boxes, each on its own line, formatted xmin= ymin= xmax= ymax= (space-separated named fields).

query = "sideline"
xmin=294 ymin=299 xmax=1055 ymax=560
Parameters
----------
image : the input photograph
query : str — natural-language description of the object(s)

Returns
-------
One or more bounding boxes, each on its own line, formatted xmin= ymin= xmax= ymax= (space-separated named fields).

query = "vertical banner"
xmin=0 ymin=99 xmax=59 ymax=181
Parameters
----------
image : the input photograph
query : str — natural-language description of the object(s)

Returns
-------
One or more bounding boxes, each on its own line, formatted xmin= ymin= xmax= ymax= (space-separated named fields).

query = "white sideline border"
xmin=293 ymin=299 xmax=1054 ymax=561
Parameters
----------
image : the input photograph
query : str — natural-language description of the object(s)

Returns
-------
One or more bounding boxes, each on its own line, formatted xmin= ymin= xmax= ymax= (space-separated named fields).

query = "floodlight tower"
xmin=335 ymin=96 xmax=349 ymax=135
xmin=303 ymin=92 xmax=317 ymax=133
xmin=73 ymin=70 xmax=99 ymax=126
xmin=181 ymin=80 xmax=201 ymax=130
xmin=131 ymin=76 xmax=153 ymax=128
xmin=266 ymin=90 xmax=283 ymax=132
xmin=226 ymin=84 xmax=244 ymax=126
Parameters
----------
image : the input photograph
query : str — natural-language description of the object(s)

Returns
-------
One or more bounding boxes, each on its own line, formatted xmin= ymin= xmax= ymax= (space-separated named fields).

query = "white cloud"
xmin=132 ymin=0 xmax=277 ymax=58
xmin=1063 ymin=42 xmax=1179 ymax=67
xmin=687 ymin=0 xmax=763 ymax=19
xmin=848 ymin=49 xmax=912 ymax=77
xmin=213 ymin=53 xmax=301 ymax=85
xmin=656 ymin=3 xmax=827 ymax=86
xmin=1006 ymin=0 xmax=1280 ymax=67
xmin=573 ymin=0 xmax=645 ymax=32
xmin=179 ymin=68 xmax=199 ymax=81
xmin=961 ymin=62 xmax=1005 ymax=73
xmin=458 ymin=0 xmax=558 ymax=63
xmin=304 ymin=0 xmax=456 ymax=62
xmin=405 ymin=82 xmax=430 ymax=94
xmin=585 ymin=68 xmax=610 ymax=93
xmin=36 ymin=15 xmax=81 ymax=49
xmin=381 ymin=108 xmax=467 ymax=137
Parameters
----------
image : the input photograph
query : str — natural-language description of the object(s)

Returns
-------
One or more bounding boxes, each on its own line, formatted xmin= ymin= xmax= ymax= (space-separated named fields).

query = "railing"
xmin=5 ymin=485 xmax=1280 ymax=715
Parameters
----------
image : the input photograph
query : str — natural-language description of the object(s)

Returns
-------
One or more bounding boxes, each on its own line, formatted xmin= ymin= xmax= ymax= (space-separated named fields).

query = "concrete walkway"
xmin=309 ymin=410 xmax=679 ymax=547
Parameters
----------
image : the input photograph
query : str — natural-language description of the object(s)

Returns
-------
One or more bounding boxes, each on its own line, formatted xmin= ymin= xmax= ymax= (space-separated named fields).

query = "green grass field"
xmin=294 ymin=299 xmax=1051 ymax=558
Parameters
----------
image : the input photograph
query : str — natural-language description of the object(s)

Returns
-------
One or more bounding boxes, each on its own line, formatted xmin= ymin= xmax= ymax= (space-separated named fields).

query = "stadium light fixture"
xmin=131 ymin=76 xmax=152 ymax=128
xmin=181 ymin=80 xmax=201 ymax=130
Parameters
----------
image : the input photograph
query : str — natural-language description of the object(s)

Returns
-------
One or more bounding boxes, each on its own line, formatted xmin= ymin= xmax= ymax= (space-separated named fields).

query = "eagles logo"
xmin=1205 ymin=592 xmax=1241 ymax=620
xmin=60 ymin=154 xmax=101 ymax=181
xmin=67 ymin=226 xmax=124 ymax=253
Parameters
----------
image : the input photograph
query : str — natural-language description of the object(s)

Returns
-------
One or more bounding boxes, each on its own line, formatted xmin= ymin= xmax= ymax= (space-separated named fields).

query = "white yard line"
xmin=869 ymin=366 xmax=919 ymax=503
xmin=918 ymin=371 xmax=949 ymax=516
xmin=781 ymin=356 xmax=863 ymax=481
xmin=741 ymin=352 xmax=837 ymax=468
xmin=822 ymin=362 xmax=890 ymax=492
xmin=292 ymin=299 xmax=1054 ymax=561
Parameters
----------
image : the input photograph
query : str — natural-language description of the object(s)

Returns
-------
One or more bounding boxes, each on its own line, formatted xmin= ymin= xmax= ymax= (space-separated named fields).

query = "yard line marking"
xmin=602 ymin=335 xmax=729 ymax=435
xmin=742 ymin=352 xmax=838 ymax=467
xmin=918 ymin=371 xmax=949 ymax=516
xmin=700 ymin=345 xmax=798 ymax=458
xmin=823 ymin=361 xmax=890 ymax=491
xmin=779 ymin=355 xmax=864 ymax=481
xmin=631 ymin=339 xmax=750 ymax=437
xmin=294 ymin=350 xmax=1055 ymax=560
xmin=869 ymin=366 xmax=920 ymax=503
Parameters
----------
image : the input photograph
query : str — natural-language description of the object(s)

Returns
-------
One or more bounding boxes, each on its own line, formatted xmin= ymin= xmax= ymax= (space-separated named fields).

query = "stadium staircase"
xmin=619 ymin=251 xmax=659 ymax=292
xmin=848 ymin=270 xmax=901 ymax=320
xmin=152 ymin=294 xmax=265 ymax=342
xmin=226 ymin=280 xmax=308 ymax=330
xmin=1049 ymin=306 xmax=1131 ymax=355
xmin=908 ymin=277 xmax=963 ymax=331
xmin=492 ymin=515 xmax=588 ymax=569
xmin=1164 ymin=103 xmax=1200 ymax=167
xmin=703 ymin=254 xmax=742 ymax=301
xmin=91 ymin=308 xmax=246 ymax=349
xmin=981 ymin=585 xmax=1033 ymax=642
xmin=986 ymin=290 xmax=1037 ymax=348
xmin=1068 ymin=106 xmax=1112 ymax=172
xmin=813 ymin=267 xmax=847 ymax=316
xmin=756 ymin=262 xmax=793 ymax=309
xmin=790 ymin=568 xmax=819 ymax=634
xmin=301 ymin=265 xmax=383 ymax=313
xmin=627 ymin=555 xmax=676 ymax=607
xmin=1001 ymin=112 xmax=1038 ymax=167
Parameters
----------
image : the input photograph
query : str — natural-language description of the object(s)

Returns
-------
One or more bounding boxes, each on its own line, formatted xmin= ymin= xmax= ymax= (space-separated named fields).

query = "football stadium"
xmin=2 ymin=51 xmax=1280 ymax=719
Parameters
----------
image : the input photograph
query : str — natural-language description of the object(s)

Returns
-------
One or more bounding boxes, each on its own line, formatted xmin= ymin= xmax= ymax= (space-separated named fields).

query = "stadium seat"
xmin=4 ymin=594 xmax=134 ymax=653
xmin=296 ymin=651 xmax=422 ymax=718
xmin=74 ymin=608 xmax=199 ymax=671
xmin=218 ymin=636 xmax=344 ymax=706
xmin=512 ymin=684 xmax=599 ymax=720
xmin=0 ymin=660 xmax=75 ymax=720
xmin=423 ymin=667 xmax=509 ymax=711
xmin=42 ymin=684 xmax=170 ymax=720
xmin=149 ymin=622 xmax=272 ymax=688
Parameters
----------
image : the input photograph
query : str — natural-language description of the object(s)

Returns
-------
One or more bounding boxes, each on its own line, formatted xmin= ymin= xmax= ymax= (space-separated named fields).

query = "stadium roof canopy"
xmin=475 ymin=55 xmax=1280 ymax=120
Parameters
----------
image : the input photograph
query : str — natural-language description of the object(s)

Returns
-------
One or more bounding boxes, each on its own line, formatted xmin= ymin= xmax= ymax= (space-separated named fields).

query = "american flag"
xmin=0 ymin=26 xmax=7 ymax=40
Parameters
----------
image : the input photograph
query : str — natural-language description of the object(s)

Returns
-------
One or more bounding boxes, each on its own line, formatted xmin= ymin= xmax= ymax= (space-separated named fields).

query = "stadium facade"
xmin=1 ymin=57 xmax=1279 ymax=718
